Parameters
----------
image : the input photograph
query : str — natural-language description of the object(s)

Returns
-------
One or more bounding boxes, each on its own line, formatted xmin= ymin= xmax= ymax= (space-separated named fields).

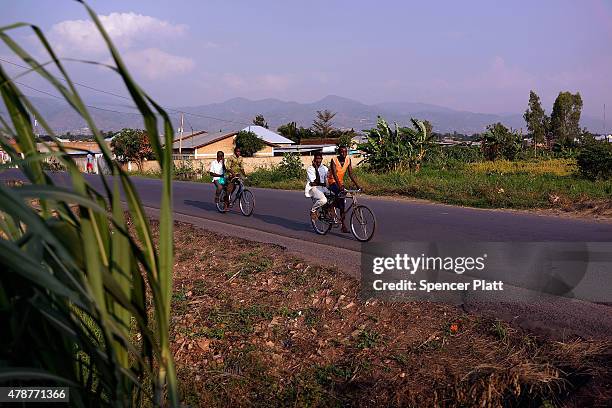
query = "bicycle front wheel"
xmin=350 ymin=205 xmax=376 ymax=242
xmin=311 ymin=206 xmax=334 ymax=235
xmin=239 ymin=189 xmax=255 ymax=216
xmin=216 ymin=190 xmax=227 ymax=213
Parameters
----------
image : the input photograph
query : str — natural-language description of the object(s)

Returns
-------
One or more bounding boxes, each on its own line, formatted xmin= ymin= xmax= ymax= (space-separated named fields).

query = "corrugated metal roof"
xmin=171 ymin=130 xmax=238 ymax=149
xmin=241 ymin=125 xmax=295 ymax=145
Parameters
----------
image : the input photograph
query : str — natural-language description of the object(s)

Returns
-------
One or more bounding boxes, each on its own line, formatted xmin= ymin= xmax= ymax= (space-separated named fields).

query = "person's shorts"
xmin=328 ymin=183 xmax=345 ymax=211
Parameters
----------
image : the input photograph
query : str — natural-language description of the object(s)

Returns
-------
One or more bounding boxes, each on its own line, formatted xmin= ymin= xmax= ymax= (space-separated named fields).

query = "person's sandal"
xmin=310 ymin=211 xmax=318 ymax=221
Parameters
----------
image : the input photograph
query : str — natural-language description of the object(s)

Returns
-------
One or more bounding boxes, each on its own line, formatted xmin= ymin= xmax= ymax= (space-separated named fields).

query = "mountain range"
xmin=11 ymin=94 xmax=604 ymax=135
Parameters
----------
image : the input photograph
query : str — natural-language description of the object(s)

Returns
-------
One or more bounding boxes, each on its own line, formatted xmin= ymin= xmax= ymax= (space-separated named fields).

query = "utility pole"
xmin=179 ymin=113 xmax=184 ymax=156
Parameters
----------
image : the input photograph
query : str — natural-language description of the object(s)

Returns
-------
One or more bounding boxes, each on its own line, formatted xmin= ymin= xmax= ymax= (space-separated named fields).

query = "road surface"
xmin=2 ymin=170 xmax=611 ymax=251
xmin=2 ymin=170 xmax=612 ymax=339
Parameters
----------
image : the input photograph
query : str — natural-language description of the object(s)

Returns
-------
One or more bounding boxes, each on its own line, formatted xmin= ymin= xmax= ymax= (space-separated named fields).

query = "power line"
xmin=13 ymin=81 xmax=150 ymax=117
xmin=0 ymin=57 xmax=251 ymax=126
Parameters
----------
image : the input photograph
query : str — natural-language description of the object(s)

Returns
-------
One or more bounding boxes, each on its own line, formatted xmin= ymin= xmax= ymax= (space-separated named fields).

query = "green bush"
xmin=278 ymin=153 xmax=305 ymax=179
xmin=246 ymin=154 xmax=305 ymax=187
xmin=577 ymin=141 xmax=612 ymax=180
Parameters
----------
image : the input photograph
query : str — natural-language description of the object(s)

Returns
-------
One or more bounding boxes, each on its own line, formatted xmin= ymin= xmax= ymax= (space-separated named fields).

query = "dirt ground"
xmin=156 ymin=221 xmax=610 ymax=407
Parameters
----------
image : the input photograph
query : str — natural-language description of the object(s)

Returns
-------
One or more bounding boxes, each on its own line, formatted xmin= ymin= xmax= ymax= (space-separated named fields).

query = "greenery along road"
xmin=132 ymin=155 xmax=612 ymax=213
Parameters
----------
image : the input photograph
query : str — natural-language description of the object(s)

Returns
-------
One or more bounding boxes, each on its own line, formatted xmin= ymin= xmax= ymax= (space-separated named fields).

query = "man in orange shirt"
xmin=327 ymin=145 xmax=362 ymax=233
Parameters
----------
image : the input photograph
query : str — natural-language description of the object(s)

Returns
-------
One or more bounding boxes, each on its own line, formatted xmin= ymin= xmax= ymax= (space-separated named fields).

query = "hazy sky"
xmin=2 ymin=0 xmax=611 ymax=116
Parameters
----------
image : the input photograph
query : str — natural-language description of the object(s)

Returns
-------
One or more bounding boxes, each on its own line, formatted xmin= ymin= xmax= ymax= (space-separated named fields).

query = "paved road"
xmin=3 ymin=170 xmax=612 ymax=339
xmin=2 ymin=170 xmax=611 ymax=251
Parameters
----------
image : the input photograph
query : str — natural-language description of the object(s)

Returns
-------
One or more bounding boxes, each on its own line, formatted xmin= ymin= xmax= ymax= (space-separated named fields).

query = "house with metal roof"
xmin=171 ymin=129 xmax=276 ymax=158
xmin=240 ymin=125 xmax=294 ymax=145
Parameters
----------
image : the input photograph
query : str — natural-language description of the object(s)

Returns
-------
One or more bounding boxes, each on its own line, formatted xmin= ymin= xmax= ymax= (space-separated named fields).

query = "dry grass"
xmin=154 ymin=221 xmax=611 ymax=407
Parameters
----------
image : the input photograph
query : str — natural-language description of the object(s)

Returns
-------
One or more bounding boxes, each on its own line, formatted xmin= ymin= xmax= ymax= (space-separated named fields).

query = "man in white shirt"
xmin=305 ymin=151 xmax=329 ymax=220
xmin=209 ymin=150 xmax=228 ymax=209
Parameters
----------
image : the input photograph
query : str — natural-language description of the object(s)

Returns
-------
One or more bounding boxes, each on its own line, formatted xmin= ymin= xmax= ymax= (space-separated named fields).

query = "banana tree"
xmin=403 ymin=118 xmax=435 ymax=172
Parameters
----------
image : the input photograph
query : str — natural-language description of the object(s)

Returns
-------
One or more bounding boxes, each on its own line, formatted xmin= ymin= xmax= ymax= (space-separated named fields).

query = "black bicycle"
xmin=311 ymin=189 xmax=376 ymax=242
xmin=216 ymin=177 xmax=255 ymax=216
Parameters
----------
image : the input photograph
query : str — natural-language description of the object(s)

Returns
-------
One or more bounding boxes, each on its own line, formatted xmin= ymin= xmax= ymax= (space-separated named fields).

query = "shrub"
xmin=174 ymin=160 xmax=197 ymax=180
xmin=577 ymin=141 xmax=612 ymax=180
xmin=278 ymin=153 xmax=304 ymax=179
xmin=426 ymin=145 xmax=483 ymax=168
xmin=235 ymin=130 xmax=265 ymax=157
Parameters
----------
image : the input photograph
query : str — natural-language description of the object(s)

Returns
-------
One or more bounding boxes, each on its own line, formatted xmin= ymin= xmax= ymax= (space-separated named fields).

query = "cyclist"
xmin=225 ymin=146 xmax=247 ymax=204
xmin=327 ymin=145 xmax=362 ymax=233
xmin=305 ymin=151 xmax=328 ymax=220
xmin=209 ymin=150 xmax=228 ymax=210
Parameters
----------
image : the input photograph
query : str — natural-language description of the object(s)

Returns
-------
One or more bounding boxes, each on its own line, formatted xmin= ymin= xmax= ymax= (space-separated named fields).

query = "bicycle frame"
xmin=226 ymin=177 xmax=244 ymax=204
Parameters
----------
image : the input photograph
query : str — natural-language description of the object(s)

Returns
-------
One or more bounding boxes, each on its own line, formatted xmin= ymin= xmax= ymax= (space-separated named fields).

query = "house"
xmin=171 ymin=130 xmax=277 ymax=158
xmin=240 ymin=125 xmax=294 ymax=146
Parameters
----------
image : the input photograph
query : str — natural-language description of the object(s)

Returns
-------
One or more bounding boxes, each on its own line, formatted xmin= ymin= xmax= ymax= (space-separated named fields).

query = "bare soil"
xmin=156 ymin=221 xmax=610 ymax=407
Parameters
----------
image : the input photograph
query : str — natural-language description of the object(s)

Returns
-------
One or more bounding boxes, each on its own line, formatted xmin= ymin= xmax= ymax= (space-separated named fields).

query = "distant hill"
xmin=8 ymin=94 xmax=603 ymax=135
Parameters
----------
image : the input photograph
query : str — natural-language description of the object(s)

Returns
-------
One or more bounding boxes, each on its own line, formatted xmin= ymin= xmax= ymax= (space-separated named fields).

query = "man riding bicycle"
xmin=225 ymin=146 xmax=247 ymax=205
xmin=209 ymin=150 xmax=229 ymax=209
xmin=305 ymin=151 xmax=328 ymax=220
xmin=327 ymin=145 xmax=362 ymax=233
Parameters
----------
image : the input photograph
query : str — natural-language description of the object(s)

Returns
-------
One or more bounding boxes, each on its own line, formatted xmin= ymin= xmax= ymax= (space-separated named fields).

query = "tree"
xmin=523 ymin=90 xmax=548 ymax=150
xmin=277 ymin=121 xmax=300 ymax=143
xmin=277 ymin=122 xmax=316 ymax=142
xmin=235 ymin=130 xmax=265 ymax=157
xmin=253 ymin=114 xmax=269 ymax=129
xmin=422 ymin=120 xmax=433 ymax=137
xmin=550 ymin=91 xmax=583 ymax=147
xmin=110 ymin=128 xmax=154 ymax=171
xmin=312 ymin=109 xmax=336 ymax=138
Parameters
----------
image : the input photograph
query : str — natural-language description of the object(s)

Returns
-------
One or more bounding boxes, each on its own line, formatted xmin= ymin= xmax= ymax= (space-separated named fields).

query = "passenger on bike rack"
xmin=327 ymin=146 xmax=362 ymax=233
xmin=305 ymin=151 xmax=329 ymax=221
xmin=209 ymin=150 xmax=228 ymax=210
xmin=226 ymin=147 xmax=247 ymax=206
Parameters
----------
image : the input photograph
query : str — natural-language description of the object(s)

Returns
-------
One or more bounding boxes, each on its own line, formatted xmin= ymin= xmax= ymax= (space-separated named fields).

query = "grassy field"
xmin=155 ymin=220 xmax=611 ymax=407
xmin=246 ymin=158 xmax=612 ymax=213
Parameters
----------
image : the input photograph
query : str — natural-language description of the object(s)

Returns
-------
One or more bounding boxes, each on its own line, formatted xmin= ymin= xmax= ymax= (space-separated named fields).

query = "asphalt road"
xmin=2 ymin=170 xmax=612 ymax=251
xmin=3 ymin=170 xmax=612 ymax=339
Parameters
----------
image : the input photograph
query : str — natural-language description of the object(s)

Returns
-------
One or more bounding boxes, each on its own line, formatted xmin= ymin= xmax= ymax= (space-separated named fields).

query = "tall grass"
xmin=0 ymin=1 xmax=178 ymax=406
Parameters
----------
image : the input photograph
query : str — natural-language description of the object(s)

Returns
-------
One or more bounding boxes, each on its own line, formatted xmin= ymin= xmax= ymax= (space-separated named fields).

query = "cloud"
xmin=49 ymin=12 xmax=187 ymax=57
xmin=122 ymin=48 xmax=195 ymax=80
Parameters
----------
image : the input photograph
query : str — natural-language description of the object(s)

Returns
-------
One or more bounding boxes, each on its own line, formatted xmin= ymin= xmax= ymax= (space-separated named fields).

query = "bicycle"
xmin=215 ymin=177 xmax=255 ymax=216
xmin=311 ymin=188 xmax=376 ymax=242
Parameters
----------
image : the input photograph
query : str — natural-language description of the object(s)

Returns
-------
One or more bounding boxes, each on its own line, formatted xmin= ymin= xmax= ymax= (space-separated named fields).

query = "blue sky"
xmin=2 ymin=0 xmax=611 ymax=116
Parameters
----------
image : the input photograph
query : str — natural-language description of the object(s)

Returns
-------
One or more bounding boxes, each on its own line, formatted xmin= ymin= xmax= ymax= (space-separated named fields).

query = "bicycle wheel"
xmin=311 ymin=206 xmax=333 ymax=235
xmin=239 ymin=189 xmax=255 ymax=216
xmin=350 ymin=205 xmax=376 ymax=242
xmin=216 ymin=190 xmax=228 ymax=213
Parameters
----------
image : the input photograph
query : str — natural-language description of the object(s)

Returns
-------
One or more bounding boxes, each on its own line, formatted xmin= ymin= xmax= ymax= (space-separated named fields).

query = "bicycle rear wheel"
xmin=311 ymin=206 xmax=333 ymax=235
xmin=350 ymin=205 xmax=376 ymax=242
xmin=239 ymin=189 xmax=255 ymax=216
xmin=216 ymin=190 xmax=228 ymax=213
